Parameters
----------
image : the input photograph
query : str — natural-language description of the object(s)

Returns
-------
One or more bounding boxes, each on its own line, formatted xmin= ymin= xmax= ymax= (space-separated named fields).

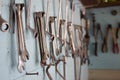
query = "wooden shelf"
xmin=86 ymin=1 xmax=120 ymax=9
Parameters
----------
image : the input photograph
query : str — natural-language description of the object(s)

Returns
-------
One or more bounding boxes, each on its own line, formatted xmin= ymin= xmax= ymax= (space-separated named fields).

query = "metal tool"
xmin=59 ymin=19 xmax=65 ymax=53
xmin=102 ymin=25 xmax=111 ymax=53
xmin=34 ymin=12 xmax=49 ymax=65
xmin=111 ymin=27 xmax=119 ymax=53
xmin=0 ymin=0 xmax=9 ymax=32
xmin=15 ymin=4 xmax=29 ymax=62
xmin=18 ymin=55 xmax=25 ymax=73
xmin=9 ymin=0 xmax=15 ymax=33
xmin=25 ymin=0 xmax=38 ymax=38
xmin=49 ymin=16 xmax=57 ymax=63
xmin=91 ymin=13 xmax=96 ymax=36
xmin=94 ymin=23 xmax=103 ymax=56
xmin=116 ymin=23 xmax=120 ymax=39
xmin=26 ymin=72 xmax=39 ymax=75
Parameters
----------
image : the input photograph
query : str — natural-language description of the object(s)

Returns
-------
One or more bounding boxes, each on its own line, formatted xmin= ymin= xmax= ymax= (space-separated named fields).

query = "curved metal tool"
xmin=46 ymin=64 xmax=54 ymax=80
xmin=0 ymin=16 xmax=9 ymax=32
xmin=18 ymin=55 xmax=25 ymax=73
xmin=0 ymin=0 xmax=9 ymax=32
xmin=25 ymin=0 xmax=38 ymax=38
xmin=55 ymin=59 xmax=65 ymax=80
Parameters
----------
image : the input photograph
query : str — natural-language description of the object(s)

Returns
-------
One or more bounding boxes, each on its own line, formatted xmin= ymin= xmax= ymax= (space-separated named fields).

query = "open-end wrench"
xmin=15 ymin=4 xmax=29 ymax=62
xmin=18 ymin=55 xmax=25 ymax=73
xmin=0 ymin=0 xmax=9 ymax=32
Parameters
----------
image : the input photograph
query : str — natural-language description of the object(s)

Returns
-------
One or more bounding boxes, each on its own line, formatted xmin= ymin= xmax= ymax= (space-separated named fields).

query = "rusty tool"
xmin=15 ymin=4 xmax=29 ymax=62
xmin=25 ymin=0 xmax=38 ymax=38
xmin=49 ymin=16 xmax=57 ymax=63
xmin=55 ymin=59 xmax=65 ymax=80
xmin=102 ymin=24 xmax=111 ymax=53
xmin=0 ymin=0 xmax=9 ymax=32
xmin=46 ymin=63 xmax=55 ymax=80
xmin=45 ymin=0 xmax=54 ymax=40
xmin=111 ymin=27 xmax=119 ymax=53
xmin=94 ymin=23 xmax=103 ymax=56
xmin=59 ymin=19 xmax=65 ymax=53
xmin=34 ymin=12 xmax=49 ymax=65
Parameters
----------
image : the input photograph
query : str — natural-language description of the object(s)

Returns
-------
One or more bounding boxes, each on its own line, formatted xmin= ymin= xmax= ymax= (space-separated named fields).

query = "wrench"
xmin=0 ymin=0 xmax=9 ymax=32
xmin=15 ymin=4 xmax=29 ymax=62
xmin=18 ymin=55 xmax=25 ymax=73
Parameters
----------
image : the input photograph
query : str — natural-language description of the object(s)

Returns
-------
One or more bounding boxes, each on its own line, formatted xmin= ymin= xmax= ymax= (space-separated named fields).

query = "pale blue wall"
xmin=0 ymin=0 xmax=88 ymax=80
xmin=87 ymin=6 xmax=120 ymax=69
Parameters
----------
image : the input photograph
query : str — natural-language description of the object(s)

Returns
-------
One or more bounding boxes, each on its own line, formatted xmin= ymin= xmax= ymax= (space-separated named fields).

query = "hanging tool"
xmin=102 ymin=24 xmax=111 ymax=53
xmin=46 ymin=63 xmax=54 ymax=80
xmin=116 ymin=23 xmax=120 ymax=39
xmin=111 ymin=27 xmax=119 ymax=53
xmin=59 ymin=19 xmax=65 ymax=53
xmin=0 ymin=0 xmax=9 ymax=32
xmin=34 ymin=12 xmax=49 ymax=65
xmin=91 ymin=13 xmax=96 ymax=36
xmin=15 ymin=4 xmax=29 ymax=72
xmin=9 ymin=0 xmax=15 ymax=33
xmin=94 ymin=23 xmax=103 ymax=56
xmin=25 ymin=0 xmax=38 ymax=38
xmin=45 ymin=0 xmax=54 ymax=40
xmin=48 ymin=16 xmax=57 ymax=63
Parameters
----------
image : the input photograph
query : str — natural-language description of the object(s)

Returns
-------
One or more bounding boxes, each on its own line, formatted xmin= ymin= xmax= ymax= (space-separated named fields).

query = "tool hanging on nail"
xmin=116 ymin=23 xmax=120 ymax=39
xmin=9 ymin=0 xmax=15 ymax=33
xmin=111 ymin=26 xmax=119 ymax=53
xmin=102 ymin=24 xmax=111 ymax=53
xmin=94 ymin=23 xmax=103 ymax=56
xmin=102 ymin=24 xmax=119 ymax=53
xmin=0 ymin=0 xmax=9 ymax=32
xmin=24 ymin=0 xmax=38 ymax=38
xmin=91 ymin=13 xmax=96 ymax=36
xmin=34 ymin=12 xmax=49 ymax=65
xmin=15 ymin=3 xmax=29 ymax=73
